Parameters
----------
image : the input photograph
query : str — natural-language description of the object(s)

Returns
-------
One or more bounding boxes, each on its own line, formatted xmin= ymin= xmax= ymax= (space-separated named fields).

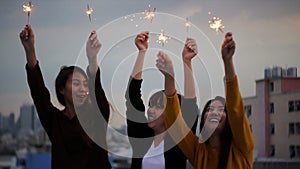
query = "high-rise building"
xmin=17 ymin=104 xmax=42 ymax=134
xmin=244 ymin=66 xmax=300 ymax=160
xmin=0 ymin=112 xmax=15 ymax=132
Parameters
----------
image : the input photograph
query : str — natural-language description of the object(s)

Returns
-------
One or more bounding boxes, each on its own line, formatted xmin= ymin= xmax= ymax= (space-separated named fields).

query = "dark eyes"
xmin=149 ymin=103 xmax=164 ymax=109
xmin=72 ymin=81 xmax=88 ymax=87
xmin=206 ymin=107 xmax=225 ymax=113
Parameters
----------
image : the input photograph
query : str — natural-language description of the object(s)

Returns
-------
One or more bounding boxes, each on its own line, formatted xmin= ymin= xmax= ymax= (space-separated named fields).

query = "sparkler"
xmin=144 ymin=4 xmax=156 ymax=23
xmin=209 ymin=16 xmax=224 ymax=33
xmin=86 ymin=4 xmax=94 ymax=23
xmin=157 ymin=30 xmax=170 ymax=48
xmin=185 ymin=17 xmax=192 ymax=37
xmin=22 ymin=1 xmax=32 ymax=24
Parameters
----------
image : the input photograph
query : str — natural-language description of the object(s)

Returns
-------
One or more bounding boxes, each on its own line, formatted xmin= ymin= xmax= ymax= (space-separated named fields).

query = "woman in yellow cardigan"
xmin=155 ymin=32 xmax=254 ymax=169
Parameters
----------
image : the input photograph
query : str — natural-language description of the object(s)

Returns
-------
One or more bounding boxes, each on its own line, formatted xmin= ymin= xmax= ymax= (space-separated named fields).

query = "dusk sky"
xmin=1 ymin=0 xmax=300 ymax=121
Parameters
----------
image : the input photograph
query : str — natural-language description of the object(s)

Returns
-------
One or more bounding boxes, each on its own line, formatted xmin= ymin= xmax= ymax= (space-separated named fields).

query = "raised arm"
xmin=131 ymin=31 xmax=149 ymax=80
xmin=221 ymin=33 xmax=254 ymax=156
xmin=19 ymin=24 xmax=37 ymax=69
xmin=181 ymin=38 xmax=199 ymax=132
xmin=182 ymin=38 xmax=198 ymax=98
xmin=86 ymin=31 xmax=110 ymax=121
xmin=86 ymin=31 xmax=101 ymax=75
xmin=156 ymin=51 xmax=200 ymax=165
xmin=156 ymin=51 xmax=175 ymax=96
xmin=20 ymin=24 xmax=55 ymax=138
xmin=221 ymin=32 xmax=236 ymax=80
xmin=126 ymin=32 xmax=153 ymax=146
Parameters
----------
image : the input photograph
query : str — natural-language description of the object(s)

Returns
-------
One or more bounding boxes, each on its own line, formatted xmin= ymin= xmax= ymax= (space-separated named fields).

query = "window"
xmin=245 ymin=105 xmax=252 ymax=118
xmin=296 ymin=123 xmax=300 ymax=135
xmin=270 ymin=123 xmax=275 ymax=135
xmin=269 ymin=145 xmax=275 ymax=157
xmin=297 ymin=146 xmax=300 ymax=158
xmin=289 ymin=123 xmax=295 ymax=135
xmin=269 ymin=103 xmax=274 ymax=114
xmin=290 ymin=145 xmax=295 ymax=158
xmin=270 ymin=82 xmax=274 ymax=92
xmin=296 ymin=100 xmax=300 ymax=111
xmin=289 ymin=101 xmax=295 ymax=112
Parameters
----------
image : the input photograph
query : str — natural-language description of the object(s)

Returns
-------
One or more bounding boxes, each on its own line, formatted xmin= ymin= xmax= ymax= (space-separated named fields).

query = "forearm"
xmin=183 ymin=60 xmax=196 ymax=98
xmin=164 ymin=75 xmax=176 ymax=96
xmin=88 ymin=57 xmax=99 ymax=76
xmin=25 ymin=47 xmax=37 ymax=69
xmin=226 ymin=77 xmax=254 ymax=153
xmin=131 ymin=50 xmax=146 ymax=80
xmin=224 ymin=60 xmax=236 ymax=80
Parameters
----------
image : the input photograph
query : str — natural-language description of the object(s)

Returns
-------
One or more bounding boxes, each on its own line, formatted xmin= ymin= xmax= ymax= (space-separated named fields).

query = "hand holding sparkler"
xmin=221 ymin=32 xmax=235 ymax=62
xmin=19 ymin=24 xmax=37 ymax=68
xmin=135 ymin=31 xmax=149 ymax=51
xmin=19 ymin=24 xmax=35 ymax=51
xmin=22 ymin=1 xmax=32 ymax=24
xmin=86 ymin=31 xmax=101 ymax=60
xmin=182 ymin=38 xmax=198 ymax=62
xmin=156 ymin=51 xmax=175 ymax=79
xmin=86 ymin=30 xmax=101 ymax=74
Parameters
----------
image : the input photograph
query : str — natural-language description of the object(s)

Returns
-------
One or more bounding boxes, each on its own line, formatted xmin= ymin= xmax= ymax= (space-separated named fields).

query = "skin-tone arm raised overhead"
xmin=86 ymin=31 xmax=102 ymax=76
xmin=182 ymin=38 xmax=198 ymax=99
xmin=221 ymin=32 xmax=236 ymax=80
xmin=131 ymin=31 xmax=149 ymax=80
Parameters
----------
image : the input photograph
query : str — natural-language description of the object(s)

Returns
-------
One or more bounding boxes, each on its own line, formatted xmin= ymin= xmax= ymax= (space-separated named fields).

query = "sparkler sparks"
xmin=209 ymin=16 xmax=224 ymax=33
xmin=157 ymin=30 xmax=170 ymax=47
xmin=144 ymin=4 xmax=156 ymax=23
xmin=185 ymin=17 xmax=192 ymax=37
xmin=22 ymin=1 xmax=32 ymax=24
xmin=86 ymin=4 xmax=94 ymax=23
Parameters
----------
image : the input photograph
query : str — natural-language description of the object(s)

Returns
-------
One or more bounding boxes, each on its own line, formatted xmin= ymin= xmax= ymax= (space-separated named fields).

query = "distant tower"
xmin=19 ymin=104 xmax=36 ymax=132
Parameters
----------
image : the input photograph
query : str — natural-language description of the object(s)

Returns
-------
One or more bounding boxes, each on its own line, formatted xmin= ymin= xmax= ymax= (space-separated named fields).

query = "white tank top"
xmin=142 ymin=140 xmax=165 ymax=169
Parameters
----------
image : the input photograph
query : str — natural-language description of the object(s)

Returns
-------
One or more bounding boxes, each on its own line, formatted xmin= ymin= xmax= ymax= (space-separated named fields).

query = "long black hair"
xmin=199 ymin=96 xmax=232 ymax=169
xmin=55 ymin=66 xmax=94 ymax=147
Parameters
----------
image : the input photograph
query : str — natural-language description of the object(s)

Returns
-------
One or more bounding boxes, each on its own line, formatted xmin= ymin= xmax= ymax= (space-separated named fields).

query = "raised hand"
xmin=86 ymin=31 xmax=101 ymax=75
xmin=156 ymin=51 xmax=174 ymax=78
xmin=19 ymin=24 xmax=37 ymax=68
xmin=19 ymin=24 xmax=35 ymax=53
xmin=221 ymin=32 xmax=235 ymax=63
xmin=86 ymin=30 xmax=102 ymax=62
xmin=182 ymin=38 xmax=198 ymax=63
xmin=135 ymin=31 xmax=149 ymax=51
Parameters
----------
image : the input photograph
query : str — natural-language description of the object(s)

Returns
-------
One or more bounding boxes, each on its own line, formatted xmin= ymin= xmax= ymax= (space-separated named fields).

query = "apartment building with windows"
xmin=243 ymin=66 xmax=300 ymax=161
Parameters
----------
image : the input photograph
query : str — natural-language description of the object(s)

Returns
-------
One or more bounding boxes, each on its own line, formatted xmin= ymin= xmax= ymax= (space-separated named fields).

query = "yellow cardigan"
xmin=165 ymin=76 xmax=254 ymax=169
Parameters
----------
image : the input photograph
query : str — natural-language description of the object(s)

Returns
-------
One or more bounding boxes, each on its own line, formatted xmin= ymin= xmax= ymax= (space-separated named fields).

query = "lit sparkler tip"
xmin=23 ymin=1 xmax=32 ymax=14
xmin=23 ymin=1 xmax=32 ymax=24
xmin=157 ymin=30 xmax=170 ymax=47
xmin=185 ymin=18 xmax=191 ymax=28
xmin=86 ymin=4 xmax=94 ymax=23
xmin=209 ymin=16 xmax=225 ymax=33
xmin=144 ymin=4 xmax=156 ymax=23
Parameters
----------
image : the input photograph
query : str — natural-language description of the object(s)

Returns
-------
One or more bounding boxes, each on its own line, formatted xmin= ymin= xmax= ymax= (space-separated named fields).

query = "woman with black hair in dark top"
xmin=125 ymin=31 xmax=199 ymax=169
xmin=19 ymin=24 xmax=111 ymax=169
